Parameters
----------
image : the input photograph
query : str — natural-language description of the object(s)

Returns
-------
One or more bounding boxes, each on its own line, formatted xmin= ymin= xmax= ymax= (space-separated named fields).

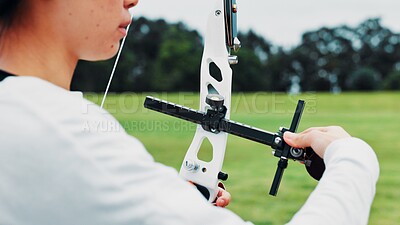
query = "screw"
xmin=228 ymin=55 xmax=239 ymax=65
xmin=233 ymin=37 xmax=241 ymax=52
xmin=274 ymin=137 xmax=282 ymax=145
xmin=215 ymin=10 xmax=222 ymax=16
xmin=184 ymin=160 xmax=199 ymax=172
xmin=290 ymin=148 xmax=303 ymax=158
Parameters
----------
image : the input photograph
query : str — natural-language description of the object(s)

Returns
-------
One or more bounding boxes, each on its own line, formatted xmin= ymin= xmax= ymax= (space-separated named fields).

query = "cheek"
xmin=68 ymin=2 xmax=123 ymax=60
xmin=88 ymin=8 xmax=120 ymax=41
xmin=79 ymin=22 xmax=120 ymax=59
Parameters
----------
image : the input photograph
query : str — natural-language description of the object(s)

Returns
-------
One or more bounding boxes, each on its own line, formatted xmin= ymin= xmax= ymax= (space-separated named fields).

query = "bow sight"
xmin=143 ymin=0 xmax=325 ymax=200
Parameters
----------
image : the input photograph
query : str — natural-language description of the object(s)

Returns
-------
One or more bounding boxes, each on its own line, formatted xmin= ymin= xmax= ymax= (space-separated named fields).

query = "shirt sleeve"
xmin=75 ymin=129 xmax=253 ymax=225
xmin=286 ymin=137 xmax=380 ymax=225
xmin=52 ymin=113 xmax=253 ymax=224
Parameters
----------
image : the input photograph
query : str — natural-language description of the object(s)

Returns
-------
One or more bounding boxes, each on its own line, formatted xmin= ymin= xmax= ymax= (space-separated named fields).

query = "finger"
xmin=284 ymin=130 xmax=322 ymax=148
xmin=284 ymin=127 xmax=328 ymax=147
xmin=215 ymin=188 xmax=231 ymax=208
xmin=326 ymin=126 xmax=352 ymax=137
xmin=300 ymin=127 xmax=329 ymax=134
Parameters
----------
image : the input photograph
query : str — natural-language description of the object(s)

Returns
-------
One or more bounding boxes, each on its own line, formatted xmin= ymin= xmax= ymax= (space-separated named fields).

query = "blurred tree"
xmin=292 ymin=26 xmax=356 ymax=92
xmin=151 ymin=22 xmax=203 ymax=91
xmin=383 ymin=70 xmax=400 ymax=90
xmin=347 ymin=67 xmax=382 ymax=91
xmin=277 ymin=18 xmax=400 ymax=92
xmin=233 ymin=30 xmax=272 ymax=91
xmin=267 ymin=49 xmax=296 ymax=92
xmin=71 ymin=60 xmax=113 ymax=92
xmin=355 ymin=18 xmax=400 ymax=82
xmin=120 ymin=17 xmax=169 ymax=92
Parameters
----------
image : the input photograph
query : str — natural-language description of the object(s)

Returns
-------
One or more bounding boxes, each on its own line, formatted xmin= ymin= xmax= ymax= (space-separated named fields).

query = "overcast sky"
xmin=133 ymin=0 xmax=400 ymax=48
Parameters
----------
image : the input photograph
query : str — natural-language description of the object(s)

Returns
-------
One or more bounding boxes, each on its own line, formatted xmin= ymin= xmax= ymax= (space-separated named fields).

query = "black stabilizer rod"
xmin=269 ymin=100 xmax=305 ymax=196
xmin=269 ymin=159 xmax=288 ymax=196
xmin=144 ymin=96 xmax=276 ymax=146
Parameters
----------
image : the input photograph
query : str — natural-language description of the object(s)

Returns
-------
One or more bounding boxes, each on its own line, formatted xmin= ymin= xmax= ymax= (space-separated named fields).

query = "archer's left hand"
xmin=214 ymin=182 xmax=231 ymax=208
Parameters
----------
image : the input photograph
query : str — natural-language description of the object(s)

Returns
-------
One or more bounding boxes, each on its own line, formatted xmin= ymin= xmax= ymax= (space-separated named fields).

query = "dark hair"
xmin=0 ymin=0 xmax=22 ymax=32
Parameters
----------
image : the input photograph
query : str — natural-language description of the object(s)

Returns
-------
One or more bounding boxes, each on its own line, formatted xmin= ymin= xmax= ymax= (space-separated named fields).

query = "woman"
xmin=0 ymin=0 xmax=379 ymax=224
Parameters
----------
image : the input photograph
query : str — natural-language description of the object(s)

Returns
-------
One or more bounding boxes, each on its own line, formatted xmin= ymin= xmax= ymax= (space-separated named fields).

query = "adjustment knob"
xmin=206 ymin=94 xmax=225 ymax=109
xmin=218 ymin=171 xmax=229 ymax=181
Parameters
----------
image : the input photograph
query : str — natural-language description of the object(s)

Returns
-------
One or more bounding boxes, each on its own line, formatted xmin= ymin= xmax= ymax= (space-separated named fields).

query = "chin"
xmin=82 ymin=43 xmax=121 ymax=61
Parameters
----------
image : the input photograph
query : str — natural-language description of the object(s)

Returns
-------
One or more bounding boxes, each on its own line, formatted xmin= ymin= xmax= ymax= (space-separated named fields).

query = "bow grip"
xmin=304 ymin=147 xmax=326 ymax=180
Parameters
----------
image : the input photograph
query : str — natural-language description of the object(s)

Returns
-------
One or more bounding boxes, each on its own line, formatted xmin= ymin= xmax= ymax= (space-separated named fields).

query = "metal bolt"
xmin=215 ymin=10 xmax=221 ymax=16
xmin=232 ymin=4 xmax=238 ymax=13
xmin=184 ymin=160 xmax=199 ymax=172
xmin=274 ymin=137 xmax=282 ymax=145
xmin=290 ymin=148 xmax=303 ymax=158
xmin=228 ymin=55 xmax=238 ymax=65
xmin=233 ymin=37 xmax=241 ymax=52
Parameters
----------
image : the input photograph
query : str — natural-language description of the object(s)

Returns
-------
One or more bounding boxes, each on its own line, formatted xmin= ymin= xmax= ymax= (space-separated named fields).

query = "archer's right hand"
xmin=283 ymin=126 xmax=351 ymax=159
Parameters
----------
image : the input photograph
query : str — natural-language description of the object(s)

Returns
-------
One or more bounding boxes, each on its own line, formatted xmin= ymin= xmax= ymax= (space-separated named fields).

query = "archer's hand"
xmin=284 ymin=126 xmax=351 ymax=158
xmin=214 ymin=182 xmax=231 ymax=208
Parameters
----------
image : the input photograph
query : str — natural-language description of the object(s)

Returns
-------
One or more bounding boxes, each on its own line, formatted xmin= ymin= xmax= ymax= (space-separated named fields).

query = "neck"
xmin=0 ymin=17 xmax=78 ymax=90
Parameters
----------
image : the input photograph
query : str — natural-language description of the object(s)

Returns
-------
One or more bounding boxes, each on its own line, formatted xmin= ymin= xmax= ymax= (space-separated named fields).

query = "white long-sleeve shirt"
xmin=287 ymin=138 xmax=379 ymax=225
xmin=0 ymin=75 xmax=379 ymax=225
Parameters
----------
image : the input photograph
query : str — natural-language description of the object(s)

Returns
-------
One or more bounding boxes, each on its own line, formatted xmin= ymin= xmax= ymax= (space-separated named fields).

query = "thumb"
xmin=283 ymin=132 xmax=297 ymax=147
xmin=283 ymin=131 xmax=309 ymax=148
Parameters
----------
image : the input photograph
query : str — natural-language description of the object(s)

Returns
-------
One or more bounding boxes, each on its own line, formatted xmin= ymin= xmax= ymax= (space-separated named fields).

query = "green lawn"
xmin=87 ymin=92 xmax=400 ymax=225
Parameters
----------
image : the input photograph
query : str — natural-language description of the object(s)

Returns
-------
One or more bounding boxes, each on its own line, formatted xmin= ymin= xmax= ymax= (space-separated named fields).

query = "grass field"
xmin=87 ymin=92 xmax=400 ymax=225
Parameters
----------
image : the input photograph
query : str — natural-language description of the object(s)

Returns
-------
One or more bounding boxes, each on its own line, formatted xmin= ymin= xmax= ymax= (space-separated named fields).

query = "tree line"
xmin=71 ymin=17 xmax=400 ymax=93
